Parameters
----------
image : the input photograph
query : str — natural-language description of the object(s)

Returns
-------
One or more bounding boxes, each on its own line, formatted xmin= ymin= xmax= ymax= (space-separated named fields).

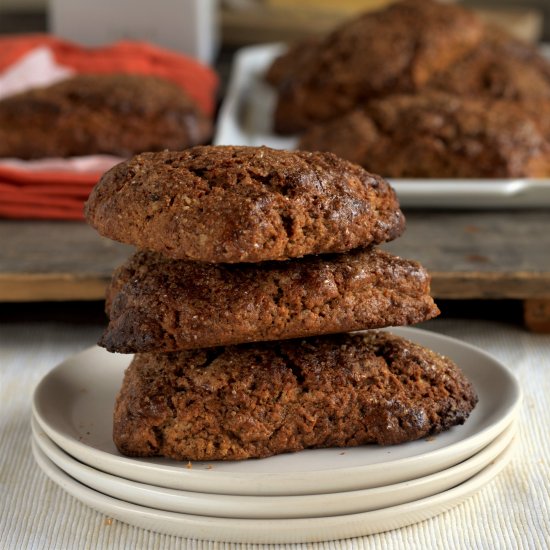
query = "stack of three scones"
xmin=85 ymin=145 xmax=477 ymax=462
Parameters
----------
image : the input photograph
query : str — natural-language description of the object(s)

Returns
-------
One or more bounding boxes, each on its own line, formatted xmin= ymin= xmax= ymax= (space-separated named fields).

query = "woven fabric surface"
xmin=0 ymin=318 xmax=548 ymax=549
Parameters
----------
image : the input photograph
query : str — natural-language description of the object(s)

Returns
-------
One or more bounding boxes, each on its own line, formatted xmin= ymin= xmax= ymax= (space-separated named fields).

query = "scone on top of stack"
xmin=85 ymin=145 xmax=477 ymax=461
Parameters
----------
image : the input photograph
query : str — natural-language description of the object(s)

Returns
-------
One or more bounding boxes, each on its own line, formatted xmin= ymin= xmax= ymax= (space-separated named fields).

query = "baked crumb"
xmin=112 ymin=332 xmax=478 ymax=461
xmin=86 ymin=145 xmax=404 ymax=263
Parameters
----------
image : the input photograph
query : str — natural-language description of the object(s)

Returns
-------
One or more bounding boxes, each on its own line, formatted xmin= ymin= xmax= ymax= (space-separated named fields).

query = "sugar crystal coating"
xmin=113 ymin=331 xmax=477 ymax=461
xmin=102 ymin=247 xmax=440 ymax=352
xmin=85 ymin=145 xmax=405 ymax=263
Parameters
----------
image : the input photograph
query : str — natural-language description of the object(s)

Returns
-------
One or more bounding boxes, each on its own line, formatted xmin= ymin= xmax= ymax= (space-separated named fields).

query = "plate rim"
xmin=31 ymin=416 xmax=516 ymax=519
xmin=31 ymin=434 xmax=518 ymax=543
xmin=32 ymin=326 xmax=522 ymax=495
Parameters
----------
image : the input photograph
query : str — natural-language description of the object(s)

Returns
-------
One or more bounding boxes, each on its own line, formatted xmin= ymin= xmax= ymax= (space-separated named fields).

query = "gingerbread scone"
xmin=85 ymin=146 xmax=405 ymax=263
xmin=113 ymin=331 xmax=478 ymax=461
xmin=299 ymin=93 xmax=550 ymax=178
xmin=272 ymin=0 xmax=483 ymax=133
xmin=0 ymin=74 xmax=212 ymax=159
xmin=428 ymin=26 xmax=550 ymax=102
xmin=264 ymin=38 xmax=320 ymax=88
xmin=101 ymin=248 xmax=439 ymax=352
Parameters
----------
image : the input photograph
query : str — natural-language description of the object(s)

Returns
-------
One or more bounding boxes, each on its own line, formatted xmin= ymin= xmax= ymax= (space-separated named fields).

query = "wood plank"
xmin=1 ymin=209 xmax=550 ymax=304
xmin=524 ymin=299 xmax=550 ymax=332
xmin=429 ymin=272 xmax=550 ymax=299
xmin=383 ymin=209 xmax=550 ymax=299
xmin=0 ymin=221 xmax=132 ymax=301
xmin=0 ymin=273 xmax=108 ymax=302
xmin=221 ymin=4 xmax=543 ymax=45
xmin=0 ymin=221 xmax=132 ymax=274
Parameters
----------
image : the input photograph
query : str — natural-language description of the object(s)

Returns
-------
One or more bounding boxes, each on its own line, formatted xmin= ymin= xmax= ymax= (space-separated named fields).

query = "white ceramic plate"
xmin=31 ymin=417 xmax=515 ymax=519
xmin=31 ymin=435 xmax=517 ymax=543
xmin=214 ymin=43 xmax=550 ymax=209
xmin=32 ymin=327 xmax=521 ymax=496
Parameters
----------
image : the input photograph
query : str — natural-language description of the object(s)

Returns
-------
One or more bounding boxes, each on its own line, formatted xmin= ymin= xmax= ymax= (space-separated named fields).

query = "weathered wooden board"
xmin=383 ymin=209 xmax=550 ymax=300
xmin=0 ymin=221 xmax=132 ymax=302
xmin=221 ymin=5 xmax=543 ymax=45
xmin=1 ymin=210 xmax=550 ymax=328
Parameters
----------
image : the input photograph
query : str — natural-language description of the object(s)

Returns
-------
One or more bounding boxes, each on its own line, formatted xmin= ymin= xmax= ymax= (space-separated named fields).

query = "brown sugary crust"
xmin=518 ymin=99 xmax=550 ymax=145
xmin=428 ymin=26 xmax=550 ymax=102
xmin=113 ymin=331 xmax=478 ymax=461
xmin=0 ymin=74 xmax=212 ymax=159
xmin=101 ymin=248 xmax=439 ymax=353
xmin=273 ymin=0 xmax=483 ymax=133
xmin=299 ymin=93 xmax=550 ymax=178
xmin=264 ymin=38 xmax=320 ymax=88
xmin=85 ymin=145 xmax=405 ymax=263
xmin=478 ymin=26 xmax=550 ymax=84
xmin=426 ymin=26 xmax=550 ymax=146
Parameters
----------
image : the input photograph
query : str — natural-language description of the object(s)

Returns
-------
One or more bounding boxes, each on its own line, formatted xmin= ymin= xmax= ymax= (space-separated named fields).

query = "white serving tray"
xmin=214 ymin=43 xmax=550 ymax=209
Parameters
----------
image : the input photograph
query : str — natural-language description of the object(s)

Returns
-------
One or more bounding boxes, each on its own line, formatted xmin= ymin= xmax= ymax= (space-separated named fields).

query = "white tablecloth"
xmin=1 ymin=318 xmax=549 ymax=549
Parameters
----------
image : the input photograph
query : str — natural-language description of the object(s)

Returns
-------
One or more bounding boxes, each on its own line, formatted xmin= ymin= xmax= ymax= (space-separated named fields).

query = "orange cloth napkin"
xmin=0 ymin=164 xmax=104 ymax=220
xmin=0 ymin=34 xmax=218 ymax=220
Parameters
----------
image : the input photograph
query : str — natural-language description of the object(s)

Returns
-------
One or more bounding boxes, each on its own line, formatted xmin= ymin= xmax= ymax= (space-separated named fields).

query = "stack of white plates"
xmin=31 ymin=327 xmax=521 ymax=544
